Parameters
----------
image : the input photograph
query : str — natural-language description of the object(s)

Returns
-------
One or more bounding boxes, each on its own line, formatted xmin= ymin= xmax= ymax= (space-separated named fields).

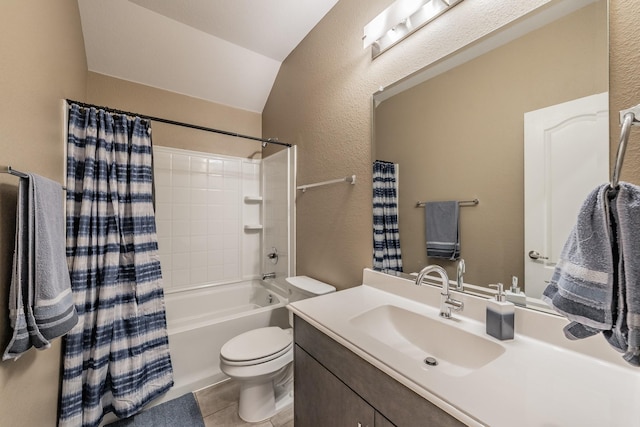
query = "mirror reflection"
xmin=372 ymin=0 xmax=608 ymax=308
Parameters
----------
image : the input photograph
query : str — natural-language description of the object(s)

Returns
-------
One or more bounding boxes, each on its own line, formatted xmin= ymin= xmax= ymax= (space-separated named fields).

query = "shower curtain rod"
xmin=65 ymin=99 xmax=292 ymax=148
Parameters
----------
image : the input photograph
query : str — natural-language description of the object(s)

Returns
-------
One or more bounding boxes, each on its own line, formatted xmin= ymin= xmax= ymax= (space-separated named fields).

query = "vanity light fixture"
xmin=363 ymin=0 xmax=464 ymax=58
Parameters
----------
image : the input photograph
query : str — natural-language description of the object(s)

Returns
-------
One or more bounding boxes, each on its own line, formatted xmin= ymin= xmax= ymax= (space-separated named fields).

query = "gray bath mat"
xmin=106 ymin=393 xmax=205 ymax=427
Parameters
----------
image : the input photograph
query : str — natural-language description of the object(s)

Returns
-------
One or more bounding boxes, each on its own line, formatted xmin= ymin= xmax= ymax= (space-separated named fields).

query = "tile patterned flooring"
xmin=195 ymin=380 xmax=293 ymax=427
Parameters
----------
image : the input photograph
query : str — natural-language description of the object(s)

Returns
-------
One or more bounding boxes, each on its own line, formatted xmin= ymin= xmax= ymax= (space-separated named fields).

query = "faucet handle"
xmin=456 ymin=258 xmax=465 ymax=291
xmin=445 ymin=297 xmax=464 ymax=311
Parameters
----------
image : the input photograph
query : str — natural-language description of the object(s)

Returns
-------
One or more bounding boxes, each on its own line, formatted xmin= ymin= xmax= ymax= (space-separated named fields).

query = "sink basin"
xmin=350 ymin=304 xmax=505 ymax=376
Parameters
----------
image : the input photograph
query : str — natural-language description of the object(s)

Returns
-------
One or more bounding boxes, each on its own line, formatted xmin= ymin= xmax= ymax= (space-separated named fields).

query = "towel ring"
xmin=610 ymin=104 xmax=640 ymax=192
xmin=610 ymin=112 xmax=635 ymax=190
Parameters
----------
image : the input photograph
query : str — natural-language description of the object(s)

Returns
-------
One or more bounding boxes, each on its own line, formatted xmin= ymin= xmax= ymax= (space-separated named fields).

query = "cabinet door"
xmin=295 ymin=344 xmax=375 ymax=427
xmin=294 ymin=316 xmax=466 ymax=427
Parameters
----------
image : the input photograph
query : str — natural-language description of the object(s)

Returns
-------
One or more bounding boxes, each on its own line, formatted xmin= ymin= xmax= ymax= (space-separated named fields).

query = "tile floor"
xmin=195 ymin=380 xmax=293 ymax=427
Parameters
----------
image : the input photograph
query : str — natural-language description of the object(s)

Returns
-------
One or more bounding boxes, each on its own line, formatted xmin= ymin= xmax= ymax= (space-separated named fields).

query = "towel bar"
xmin=297 ymin=175 xmax=356 ymax=192
xmin=3 ymin=166 xmax=66 ymax=190
xmin=4 ymin=166 xmax=29 ymax=179
xmin=416 ymin=198 xmax=479 ymax=208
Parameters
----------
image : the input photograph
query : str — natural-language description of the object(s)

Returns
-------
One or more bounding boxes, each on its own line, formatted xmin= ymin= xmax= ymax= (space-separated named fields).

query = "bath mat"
xmin=106 ymin=393 xmax=205 ymax=427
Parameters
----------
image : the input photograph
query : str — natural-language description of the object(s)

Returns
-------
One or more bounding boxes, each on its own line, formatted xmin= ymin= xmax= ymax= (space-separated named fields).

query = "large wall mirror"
xmin=372 ymin=0 xmax=608 ymax=309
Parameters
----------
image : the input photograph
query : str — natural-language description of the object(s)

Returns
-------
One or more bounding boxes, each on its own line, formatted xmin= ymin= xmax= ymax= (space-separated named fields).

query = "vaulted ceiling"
xmin=77 ymin=0 xmax=339 ymax=113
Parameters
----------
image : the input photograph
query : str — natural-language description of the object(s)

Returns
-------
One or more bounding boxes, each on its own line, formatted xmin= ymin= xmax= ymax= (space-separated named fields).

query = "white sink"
xmin=288 ymin=271 xmax=640 ymax=427
xmin=350 ymin=304 xmax=505 ymax=377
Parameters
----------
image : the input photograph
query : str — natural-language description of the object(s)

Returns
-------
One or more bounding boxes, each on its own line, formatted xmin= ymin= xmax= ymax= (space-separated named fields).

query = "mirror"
xmin=372 ymin=0 xmax=608 ymax=310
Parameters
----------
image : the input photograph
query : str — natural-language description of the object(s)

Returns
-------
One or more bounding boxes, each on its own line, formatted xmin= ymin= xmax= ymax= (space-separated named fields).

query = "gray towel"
xmin=542 ymin=183 xmax=640 ymax=366
xmin=614 ymin=183 xmax=640 ymax=365
xmin=542 ymin=185 xmax=614 ymax=334
xmin=3 ymin=174 xmax=77 ymax=361
xmin=425 ymin=201 xmax=460 ymax=260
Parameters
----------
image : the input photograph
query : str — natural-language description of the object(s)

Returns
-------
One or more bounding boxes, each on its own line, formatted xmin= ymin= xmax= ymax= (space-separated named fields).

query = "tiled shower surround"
xmin=153 ymin=146 xmax=262 ymax=292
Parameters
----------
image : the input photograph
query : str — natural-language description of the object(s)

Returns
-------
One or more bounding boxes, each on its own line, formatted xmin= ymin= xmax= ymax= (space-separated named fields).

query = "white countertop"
xmin=288 ymin=269 xmax=640 ymax=427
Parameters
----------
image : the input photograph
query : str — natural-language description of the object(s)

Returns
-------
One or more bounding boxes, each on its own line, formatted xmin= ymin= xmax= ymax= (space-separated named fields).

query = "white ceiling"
xmin=77 ymin=0 xmax=339 ymax=113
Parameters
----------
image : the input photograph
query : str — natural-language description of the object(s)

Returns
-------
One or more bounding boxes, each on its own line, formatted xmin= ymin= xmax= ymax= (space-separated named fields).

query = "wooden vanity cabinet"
xmin=293 ymin=315 xmax=466 ymax=427
xmin=294 ymin=345 xmax=377 ymax=426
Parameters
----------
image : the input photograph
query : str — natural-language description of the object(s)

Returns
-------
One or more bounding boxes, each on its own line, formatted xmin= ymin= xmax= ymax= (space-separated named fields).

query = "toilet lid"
xmin=221 ymin=327 xmax=292 ymax=362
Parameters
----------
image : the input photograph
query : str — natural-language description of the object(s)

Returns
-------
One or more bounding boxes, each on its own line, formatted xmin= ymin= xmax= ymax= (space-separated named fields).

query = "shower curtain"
xmin=59 ymin=104 xmax=173 ymax=427
xmin=373 ymin=160 xmax=403 ymax=272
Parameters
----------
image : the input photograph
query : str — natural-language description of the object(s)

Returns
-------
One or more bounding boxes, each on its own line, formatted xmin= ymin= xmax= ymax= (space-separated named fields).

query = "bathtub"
xmin=159 ymin=280 xmax=290 ymax=403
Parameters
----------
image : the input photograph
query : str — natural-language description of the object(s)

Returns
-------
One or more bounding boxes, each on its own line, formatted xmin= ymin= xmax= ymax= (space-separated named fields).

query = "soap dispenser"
xmin=505 ymin=276 xmax=527 ymax=307
xmin=486 ymin=283 xmax=514 ymax=340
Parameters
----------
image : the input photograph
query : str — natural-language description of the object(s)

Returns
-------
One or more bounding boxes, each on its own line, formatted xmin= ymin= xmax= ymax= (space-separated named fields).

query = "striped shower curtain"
xmin=59 ymin=104 xmax=173 ymax=427
xmin=373 ymin=160 xmax=403 ymax=272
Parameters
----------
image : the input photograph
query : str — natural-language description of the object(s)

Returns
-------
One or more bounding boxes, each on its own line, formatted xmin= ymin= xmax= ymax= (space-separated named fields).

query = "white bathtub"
xmin=160 ymin=280 xmax=290 ymax=403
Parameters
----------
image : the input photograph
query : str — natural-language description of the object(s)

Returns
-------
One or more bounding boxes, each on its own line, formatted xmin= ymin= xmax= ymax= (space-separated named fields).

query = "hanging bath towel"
xmin=425 ymin=201 xmax=460 ymax=260
xmin=3 ymin=174 xmax=77 ymax=361
xmin=541 ymin=185 xmax=614 ymax=335
xmin=542 ymin=183 xmax=640 ymax=366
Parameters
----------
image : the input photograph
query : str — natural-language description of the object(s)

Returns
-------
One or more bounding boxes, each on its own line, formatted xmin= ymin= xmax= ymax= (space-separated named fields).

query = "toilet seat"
xmin=220 ymin=327 xmax=292 ymax=366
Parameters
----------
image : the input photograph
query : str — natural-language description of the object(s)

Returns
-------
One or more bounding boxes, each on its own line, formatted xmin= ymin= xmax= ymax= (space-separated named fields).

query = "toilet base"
xmin=238 ymin=380 xmax=293 ymax=422
xmin=237 ymin=364 xmax=294 ymax=423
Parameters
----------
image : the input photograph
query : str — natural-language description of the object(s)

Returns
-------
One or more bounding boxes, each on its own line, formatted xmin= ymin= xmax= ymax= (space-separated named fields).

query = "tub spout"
xmin=262 ymin=272 xmax=276 ymax=280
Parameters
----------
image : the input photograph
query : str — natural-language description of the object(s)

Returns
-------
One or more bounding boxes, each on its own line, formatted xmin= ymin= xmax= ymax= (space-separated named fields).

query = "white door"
xmin=524 ymin=92 xmax=609 ymax=299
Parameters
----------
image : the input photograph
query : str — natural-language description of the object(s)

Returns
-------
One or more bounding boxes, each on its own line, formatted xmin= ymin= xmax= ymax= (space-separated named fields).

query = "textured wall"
xmin=263 ymin=0 xmax=557 ymax=289
xmin=0 ymin=1 xmax=87 ymax=426
xmin=610 ymin=0 xmax=640 ymax=183
xmin=87 ymin=72 xmax=263 ymax=158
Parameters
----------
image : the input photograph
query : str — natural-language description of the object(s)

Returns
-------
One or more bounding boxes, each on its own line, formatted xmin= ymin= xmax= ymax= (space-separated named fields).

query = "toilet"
xmin=219 ymin=276 xmax=336 ymax=422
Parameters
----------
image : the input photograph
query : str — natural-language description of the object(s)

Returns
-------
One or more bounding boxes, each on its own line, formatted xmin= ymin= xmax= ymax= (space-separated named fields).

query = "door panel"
xmin=524 ymin=92 xmax=608 ymax=299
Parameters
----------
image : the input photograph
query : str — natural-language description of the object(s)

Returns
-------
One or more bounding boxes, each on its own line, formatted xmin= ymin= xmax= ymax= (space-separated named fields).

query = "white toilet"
xmin=219 ymin=276 xmax=336 ymax=422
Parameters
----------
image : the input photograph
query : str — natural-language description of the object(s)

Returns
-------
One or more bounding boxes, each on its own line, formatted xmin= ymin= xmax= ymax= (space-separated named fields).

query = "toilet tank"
xmin=284 ymin=276 xmax=336 ymax=303
xmin=285 ymin=276 xmax=335 ymax=327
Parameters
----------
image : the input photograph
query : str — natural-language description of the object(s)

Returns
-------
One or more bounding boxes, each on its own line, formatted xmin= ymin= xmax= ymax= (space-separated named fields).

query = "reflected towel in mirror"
xmin=425 ymin=201 xmax=460 ymax=260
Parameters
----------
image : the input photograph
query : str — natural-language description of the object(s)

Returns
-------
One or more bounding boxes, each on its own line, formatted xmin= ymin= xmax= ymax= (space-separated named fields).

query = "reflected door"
xmin=524 ymin=92 xmax=609 ymax=299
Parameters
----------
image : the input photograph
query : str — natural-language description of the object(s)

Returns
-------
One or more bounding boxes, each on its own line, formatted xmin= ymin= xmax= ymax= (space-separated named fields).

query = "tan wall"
xmin=610 ymin=1 xmax=640 ymax=183
xmin=87 ymin=72 xmax=263 ymax=158
xmin=0 ymin=1 xmax=87 ymax=426
xmin=374 ymin=2 xmax=607 ymax=287
xmin=264 ymin=0 xmax=639 ymax=291
xmin=263 ymin=0 xmax=553 ymax=290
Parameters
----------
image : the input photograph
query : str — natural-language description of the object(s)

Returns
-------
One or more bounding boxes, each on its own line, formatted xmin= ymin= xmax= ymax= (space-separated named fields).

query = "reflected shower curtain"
xmin=59 ymin=104 xmax=173 ymax=427
xmin=373 ymin=160 xmax=403 ymax=272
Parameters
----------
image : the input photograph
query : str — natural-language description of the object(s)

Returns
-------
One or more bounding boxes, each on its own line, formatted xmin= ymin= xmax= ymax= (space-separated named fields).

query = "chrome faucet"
xmin=415 ymin=265 xmax=464 ymax=319
xmin=456 ymin=258 xmax=465 ymax=292
xmin=262 ymin=272 xmax=276 ymax=280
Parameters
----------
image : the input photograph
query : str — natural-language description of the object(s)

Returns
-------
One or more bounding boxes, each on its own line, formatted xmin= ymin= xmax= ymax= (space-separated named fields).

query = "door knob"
xmin=528 ymin=250 xmax=548 ymax=260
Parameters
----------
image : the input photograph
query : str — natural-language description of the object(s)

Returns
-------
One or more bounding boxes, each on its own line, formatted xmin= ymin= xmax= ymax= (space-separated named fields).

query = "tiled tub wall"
xmin=154 ymin=146 xmax=262 ymax=292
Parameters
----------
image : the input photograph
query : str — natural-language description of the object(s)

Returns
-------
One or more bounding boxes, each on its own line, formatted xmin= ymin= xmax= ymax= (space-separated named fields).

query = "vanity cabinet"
xmin=294 ymin=345 xmax=378 ymax=426
xmin=294 ymin=315 xmax=466 ymax=427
